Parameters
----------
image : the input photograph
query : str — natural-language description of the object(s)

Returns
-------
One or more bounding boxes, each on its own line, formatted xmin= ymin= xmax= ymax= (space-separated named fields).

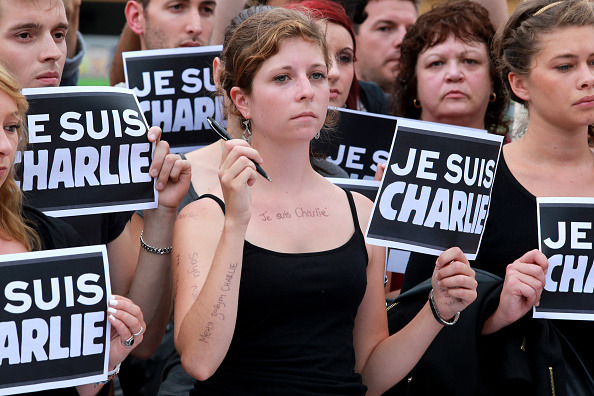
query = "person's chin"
xmin=32 ymin=78 xmax=61 ymax=88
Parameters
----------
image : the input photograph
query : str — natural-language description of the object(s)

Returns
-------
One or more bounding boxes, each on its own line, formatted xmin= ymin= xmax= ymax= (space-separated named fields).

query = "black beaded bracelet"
xmin=428 ymin=289 xmax=460 ymax=326
xmin=140 ymin=231 xmax=173 ymax=255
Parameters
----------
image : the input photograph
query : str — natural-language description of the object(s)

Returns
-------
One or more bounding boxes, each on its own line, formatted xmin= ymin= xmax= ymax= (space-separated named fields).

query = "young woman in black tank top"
xmin=474 ymin=0 xmax=594 ymax=376
xmin=172 ymin=8 xmax=477 ymax=395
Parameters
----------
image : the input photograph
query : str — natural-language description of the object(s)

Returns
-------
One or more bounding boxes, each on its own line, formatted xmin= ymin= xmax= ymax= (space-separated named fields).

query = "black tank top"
xmin=191 ymin=190 xmax=368 ymax=395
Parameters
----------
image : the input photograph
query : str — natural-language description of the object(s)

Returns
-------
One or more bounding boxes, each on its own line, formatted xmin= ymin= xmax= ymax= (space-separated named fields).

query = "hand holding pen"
xmin=207 ymin=117 xmax=271 ymax=182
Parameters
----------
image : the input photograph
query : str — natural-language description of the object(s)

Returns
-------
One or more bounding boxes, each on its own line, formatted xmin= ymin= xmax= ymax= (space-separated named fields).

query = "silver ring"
xmin=121 ymin=335 xmax=135 ymax=348
xmin=132 ymin=326 xmax=143 ymax=337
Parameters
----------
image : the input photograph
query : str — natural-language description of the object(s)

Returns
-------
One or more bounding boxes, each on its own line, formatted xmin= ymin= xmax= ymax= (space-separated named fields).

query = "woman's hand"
xmin=482 ymin=249 xmax=548 ymax=335
xmin=147 ymin=126 xmax=192 ymax=211
xmin=218 ymin=139 xmax=262 ymax=226
xmin=107 ymin=295 xmax=146 ymax=371
xmin=374 ymin=162 xmax=387 ymax=181
xmin=431 ymin=247 xmax=478 ymax=321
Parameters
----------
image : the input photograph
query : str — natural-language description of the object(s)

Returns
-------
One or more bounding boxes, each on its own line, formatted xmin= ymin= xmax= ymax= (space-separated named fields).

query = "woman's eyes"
xmin=337 ymin=53 xmax=353 ymax=65
xmin=427 ymin=59 xmax=480 ymax=68
xmin=311 ymin=72 xmax=326 ymax=80
xmin=4 ymin=124 xmax=19 ymax=134
xmin=273 ymin=72 xmax=326 ymax=82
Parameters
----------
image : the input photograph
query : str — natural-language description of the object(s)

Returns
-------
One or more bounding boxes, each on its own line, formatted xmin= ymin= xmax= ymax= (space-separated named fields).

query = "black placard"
xmin=534 ymin=198 xmax=594 ymax=321
xmin=366 ymin=118 xmax=503 ymax=259
xmin=17 ymin=87 xmax=156 ymax=217
xmin=327 ymin=178 xmax=380 ymax=201
xmin=123 ymin=46 xmax=223 ymax=152
xmin=0 ymin=246 xmax=111 ymax=394
xmin=313 ymin=108 xmax=397 ymax=179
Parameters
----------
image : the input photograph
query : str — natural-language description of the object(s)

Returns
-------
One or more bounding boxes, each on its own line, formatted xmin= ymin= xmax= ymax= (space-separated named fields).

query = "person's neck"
xmin=514 ymin=116 xmax=591 ymax=166
xmin=422 ymin=114 xmax=485 ymax=131
xmin=250 ymin=137 xmax=318 ymax=197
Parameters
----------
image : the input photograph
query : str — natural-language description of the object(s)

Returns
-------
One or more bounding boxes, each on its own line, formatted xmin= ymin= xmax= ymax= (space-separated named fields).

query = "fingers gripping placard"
xmin=0 ymin=246 xmax=111 ymax=394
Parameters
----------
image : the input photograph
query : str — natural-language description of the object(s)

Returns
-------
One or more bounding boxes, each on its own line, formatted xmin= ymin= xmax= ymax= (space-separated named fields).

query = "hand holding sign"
xmin=146 ymin=126 xmax=192 ymax=211
xmin=431 ymin=247 xmax=478 ymax=321
xmin=482 ymin=249 xmax=548 ymax=335
xmin=106 ymin=295 xmax=146 ymax=370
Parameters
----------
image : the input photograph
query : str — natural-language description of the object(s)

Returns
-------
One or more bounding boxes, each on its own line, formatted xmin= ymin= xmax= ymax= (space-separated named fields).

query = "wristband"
xmin=140 ymin=231 xmax=173 ymax=255
xmin=429 ymin=289 xmax=460 ymax=326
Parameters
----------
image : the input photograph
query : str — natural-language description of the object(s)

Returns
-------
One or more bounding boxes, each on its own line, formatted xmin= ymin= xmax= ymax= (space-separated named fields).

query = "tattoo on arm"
xmin=197 ymin=262 xmax=239 ymax=343
xmin=177 ymin=212 xmax=200 ymax=221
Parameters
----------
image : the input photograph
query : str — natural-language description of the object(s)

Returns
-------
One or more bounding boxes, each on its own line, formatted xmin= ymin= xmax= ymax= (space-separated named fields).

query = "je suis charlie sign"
xmin=366 ymin=118 xmax=504 ymax=260
xmin=123 ymin=46 xmax=223 ymax=153
xmin=0 ymin=246 xmax=111 ymax=394
xmin=534 ymin=198 xmax=594 ymax=321
xmin=313 ymin=108 xmax=397 ymax=179
xmin=17 ymin=87 xmax=157 ymax=217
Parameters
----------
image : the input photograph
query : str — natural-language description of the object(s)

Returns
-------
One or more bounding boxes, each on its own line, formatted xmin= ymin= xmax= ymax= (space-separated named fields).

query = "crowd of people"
xmin=0 ymin=0 xmax=592 ymax=394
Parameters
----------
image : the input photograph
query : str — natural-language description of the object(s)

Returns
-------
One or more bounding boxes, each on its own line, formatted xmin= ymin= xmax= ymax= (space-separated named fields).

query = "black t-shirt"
xmin=23 ymin=205 xmax=86 ymax=250
xmin=60 ymin=212 xmax=133 ymax=246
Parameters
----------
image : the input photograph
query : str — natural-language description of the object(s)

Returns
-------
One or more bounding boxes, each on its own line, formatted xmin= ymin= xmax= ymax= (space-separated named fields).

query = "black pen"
xmin=207 ymin=116 xmax=272 ymax=182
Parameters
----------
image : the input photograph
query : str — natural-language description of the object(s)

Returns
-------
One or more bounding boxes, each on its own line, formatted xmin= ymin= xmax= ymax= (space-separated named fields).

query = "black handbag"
xmin=384 ymin=269 xmax=594 ymax=396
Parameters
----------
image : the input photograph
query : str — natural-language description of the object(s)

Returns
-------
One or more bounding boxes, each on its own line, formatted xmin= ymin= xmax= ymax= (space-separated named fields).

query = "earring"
xmin=489 ymin=92 xmax=497 ymax=103
xmin=315 ymin=130 xmax=320 ymax=139
xmin=242 ymin=119 xmax=252 ymax=144
xmin=413 ymin=99 xmax=422 ymax=109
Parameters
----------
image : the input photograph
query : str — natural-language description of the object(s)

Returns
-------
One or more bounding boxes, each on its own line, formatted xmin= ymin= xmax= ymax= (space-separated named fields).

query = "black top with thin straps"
xmin=191 ymin=190 xmax=369 ymax=395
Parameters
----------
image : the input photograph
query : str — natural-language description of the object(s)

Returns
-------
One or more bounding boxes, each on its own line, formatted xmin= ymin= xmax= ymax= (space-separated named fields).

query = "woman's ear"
xmin=508 ymin=72 xmax=531 ymax=102
xmin=230 ymin=87 xmax=250 ymax=119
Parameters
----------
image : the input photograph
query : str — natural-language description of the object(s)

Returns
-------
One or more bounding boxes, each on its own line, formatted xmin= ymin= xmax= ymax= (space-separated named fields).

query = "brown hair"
xmin=0 ymin=62 xmax=40 ymax=251
xmin=220 ymin=7 xmax=331 ymax=118
xmin=493 ymin=0 xmax=594 ymax=138
xmin=393 ymin=0 xmax=508 ymax=135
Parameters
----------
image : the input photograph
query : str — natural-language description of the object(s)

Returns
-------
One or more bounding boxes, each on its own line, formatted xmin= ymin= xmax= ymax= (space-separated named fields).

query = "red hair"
xmin=286 ymin=0 xmax=360 ymax=109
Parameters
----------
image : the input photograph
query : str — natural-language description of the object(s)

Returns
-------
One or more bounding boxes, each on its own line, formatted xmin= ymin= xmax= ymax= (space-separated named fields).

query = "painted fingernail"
xmin=157 ymin=182 xmax=163 ymax=190
xmin=109 ymin=314 xmax=116 ymax=321
xmin=109 ymin=299 xmax=118 ymax=306
xmin=108 ymin=307 xmax=117 ymax=314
